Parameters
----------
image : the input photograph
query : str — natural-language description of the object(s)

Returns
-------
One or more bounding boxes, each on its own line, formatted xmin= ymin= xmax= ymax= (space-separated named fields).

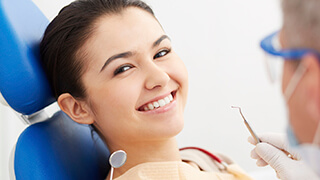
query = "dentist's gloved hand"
xmin=248 ymin=133 xmax=318 ymax=180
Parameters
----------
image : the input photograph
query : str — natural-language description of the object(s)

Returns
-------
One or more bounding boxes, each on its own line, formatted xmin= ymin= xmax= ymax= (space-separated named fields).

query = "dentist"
xmin=249 ymin=0 xmax=320 ymax=179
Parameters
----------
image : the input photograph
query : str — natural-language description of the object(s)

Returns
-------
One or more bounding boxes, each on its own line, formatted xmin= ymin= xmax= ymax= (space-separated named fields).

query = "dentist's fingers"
xmin=256 ymin=133 xmax=288 ymax=150
xmin=251 ymin=147 xmax=268 ymax=167
xmin=255 ymin=142 xmax=319 ymax=180
xmin=255 ymin=142 xmax=289 ymax=172
xmin=248 ymin=133 xmax=300 ymax=160
xmin=248 ymin=136 xmax=257 ymax=145
xmin=250 ymin=149 xmax=259 ymax=159
xmin=256 ymin=158 xmax=268 ymax=167
xmin=248 ymin=132 xmax=287 ymax=148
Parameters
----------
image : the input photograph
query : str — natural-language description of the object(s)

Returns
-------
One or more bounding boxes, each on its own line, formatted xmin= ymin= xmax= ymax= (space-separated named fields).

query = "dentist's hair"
xmin=40 ymin=0 xmax=154 ymax=99
xmin=281 ymin=0 xmax=320 ymax=50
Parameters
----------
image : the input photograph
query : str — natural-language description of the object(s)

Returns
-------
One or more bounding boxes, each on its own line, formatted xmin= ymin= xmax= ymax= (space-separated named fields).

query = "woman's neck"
xmin=107 ymin=137 xmax=181 ymax=179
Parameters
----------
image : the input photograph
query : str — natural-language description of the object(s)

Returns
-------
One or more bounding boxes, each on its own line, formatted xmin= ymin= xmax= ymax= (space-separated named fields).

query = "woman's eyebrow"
xmin=100 ymin=51 xmax=133 ymax=72
xmin=153 ymin=35 xmax=170 ymax=48
xmin=100 ymin=35 xmax=171 ymax=73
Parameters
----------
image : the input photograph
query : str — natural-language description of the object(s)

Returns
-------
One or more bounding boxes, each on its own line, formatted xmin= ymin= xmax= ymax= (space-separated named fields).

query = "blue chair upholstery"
xmin=0 ymin=0 xmax=54 ymax=115
xmin=15 ymin=111 xmax=110 ymax=180
xmin=0 ymin=0 xmax=110 ymax=179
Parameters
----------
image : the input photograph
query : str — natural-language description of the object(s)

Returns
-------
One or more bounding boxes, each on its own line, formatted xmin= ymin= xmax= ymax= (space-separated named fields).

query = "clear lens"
xmin=264 ymin=52 xmax=284 ymax=83
xmin=263 ymin=32 xmax=284 ymax=83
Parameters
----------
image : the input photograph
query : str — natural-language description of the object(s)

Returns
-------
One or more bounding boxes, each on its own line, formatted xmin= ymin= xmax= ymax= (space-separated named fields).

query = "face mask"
xmin=284 ymin=62 xmax=320 ymax=177
xmin=286 ymin=124 xmax=299 ymax=147
xmin=286 ymin=123 xmax=320 ymax=177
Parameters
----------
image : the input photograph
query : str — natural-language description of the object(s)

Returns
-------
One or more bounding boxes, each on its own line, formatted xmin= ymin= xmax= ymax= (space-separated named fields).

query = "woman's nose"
xmin=144 ymin=63 xmax=170 ymax=90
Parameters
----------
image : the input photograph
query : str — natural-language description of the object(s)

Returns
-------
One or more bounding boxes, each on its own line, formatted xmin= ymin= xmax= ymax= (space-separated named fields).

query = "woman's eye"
xmin=114 ymin=64 xmax=133 ymax=76
xmin=153 ymin=48 xmax=171 ymax=59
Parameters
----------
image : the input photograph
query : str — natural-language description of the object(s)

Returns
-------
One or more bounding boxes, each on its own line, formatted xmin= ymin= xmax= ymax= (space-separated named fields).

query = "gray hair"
xmin=282 ymin=0 xmax=320 ymax=50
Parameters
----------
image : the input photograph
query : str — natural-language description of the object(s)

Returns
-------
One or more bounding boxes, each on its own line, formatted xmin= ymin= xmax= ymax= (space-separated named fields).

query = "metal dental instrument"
xmin=231 ymin=106 xmax=261 ymax=144
xmin=109 ymin=150 xmax=127 ymax=180
xmin=231 ymin=106 xmax=297 ymax=160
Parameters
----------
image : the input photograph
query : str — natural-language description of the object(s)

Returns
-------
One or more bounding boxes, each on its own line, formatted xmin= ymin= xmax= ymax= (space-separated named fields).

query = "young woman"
xmin=40 ymin=0 xmax=252 ymax=179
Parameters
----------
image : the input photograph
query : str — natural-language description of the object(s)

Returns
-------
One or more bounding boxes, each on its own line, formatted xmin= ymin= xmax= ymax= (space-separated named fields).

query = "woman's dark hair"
xmin=40 ymin=0 xmax=154 ymax=99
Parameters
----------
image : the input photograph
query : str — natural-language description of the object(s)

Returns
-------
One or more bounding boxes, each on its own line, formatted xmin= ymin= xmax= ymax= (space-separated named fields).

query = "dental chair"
xmin=0 ymin=0 xmax=110 ymax=179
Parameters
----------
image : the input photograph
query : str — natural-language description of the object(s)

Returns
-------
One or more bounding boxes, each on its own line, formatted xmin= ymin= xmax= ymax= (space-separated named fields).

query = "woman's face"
xmin=80 ymin=7 xmax=188 ymax=149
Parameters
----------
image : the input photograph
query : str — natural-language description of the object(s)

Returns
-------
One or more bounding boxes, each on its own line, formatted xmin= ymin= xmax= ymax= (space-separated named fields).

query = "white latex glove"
xmin=248 ymin=132 xmax=319 ymax=180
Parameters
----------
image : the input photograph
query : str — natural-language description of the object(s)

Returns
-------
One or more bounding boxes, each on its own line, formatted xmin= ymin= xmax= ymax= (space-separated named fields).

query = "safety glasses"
xmin=260 ymin=31 xmax=320 ymax=82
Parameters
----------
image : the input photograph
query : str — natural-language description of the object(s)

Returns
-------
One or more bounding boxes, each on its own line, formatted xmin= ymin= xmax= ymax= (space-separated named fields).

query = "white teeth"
xmin=158 ymin=99 xmax=165 ymax=107
xmin=141 ymin=93 xmax=174 ymax=111
xmin=153 ymin=101 xmax=160 ymax=108
xmin=148 ymin=103 xmax=154 ymax=110
xmin=164 ymin=97 xmax=170 ymax=104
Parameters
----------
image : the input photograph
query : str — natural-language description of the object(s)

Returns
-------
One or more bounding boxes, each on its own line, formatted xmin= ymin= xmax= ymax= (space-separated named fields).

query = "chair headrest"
xmin=14 ymin=111 xmax=110 ymax=179
xmin=0 ymin=0 xmax=55 ymax=115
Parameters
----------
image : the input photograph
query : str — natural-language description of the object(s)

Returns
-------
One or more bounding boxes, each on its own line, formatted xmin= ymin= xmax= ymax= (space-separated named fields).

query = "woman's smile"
xmin=138 ymin=91 xmax=177 ymax=112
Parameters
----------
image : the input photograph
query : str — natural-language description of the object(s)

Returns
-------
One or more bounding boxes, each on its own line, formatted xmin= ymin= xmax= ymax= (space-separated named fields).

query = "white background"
xmin=0 ymin=0 xmax=285 ymax=179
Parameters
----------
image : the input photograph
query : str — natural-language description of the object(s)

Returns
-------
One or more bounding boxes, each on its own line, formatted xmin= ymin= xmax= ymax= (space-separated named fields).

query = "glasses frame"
xmin=260 ymin=31 xmax=320 ymax=60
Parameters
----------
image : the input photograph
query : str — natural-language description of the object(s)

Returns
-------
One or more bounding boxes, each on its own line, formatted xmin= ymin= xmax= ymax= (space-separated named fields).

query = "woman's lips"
xmin=138 ymin=91 xmax=176 ymax=111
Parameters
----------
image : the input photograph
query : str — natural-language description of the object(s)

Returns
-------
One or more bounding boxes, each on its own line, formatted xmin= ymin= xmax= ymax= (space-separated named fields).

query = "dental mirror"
xmin=109 ymin=150 xmax=127 ymax=180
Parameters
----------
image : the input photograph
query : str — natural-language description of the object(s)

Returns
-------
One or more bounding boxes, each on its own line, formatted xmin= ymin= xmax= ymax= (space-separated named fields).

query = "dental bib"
xmin=112 ymin=161 xmax=252 ymax=180
xmin=111 ymin=148 xmax=253 ymax=180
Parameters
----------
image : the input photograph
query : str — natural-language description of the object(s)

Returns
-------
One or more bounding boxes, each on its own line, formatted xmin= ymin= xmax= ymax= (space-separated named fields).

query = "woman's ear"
xmin=57 ymin=93 xmax=94 ymax=124
xmin=302 ymin=54 xmax=320 ymax=122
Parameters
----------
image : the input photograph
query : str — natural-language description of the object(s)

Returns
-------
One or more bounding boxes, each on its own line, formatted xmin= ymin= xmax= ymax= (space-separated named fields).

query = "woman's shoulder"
xmin=179 ymin=147 xmax=234 ymax=172
xmin=179 ymin=147 xmax=254 ymax=180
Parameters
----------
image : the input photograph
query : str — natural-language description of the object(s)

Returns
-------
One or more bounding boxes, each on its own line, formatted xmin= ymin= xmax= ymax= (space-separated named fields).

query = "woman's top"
xmin=112 ymin=147 xmax=253 ymax=180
